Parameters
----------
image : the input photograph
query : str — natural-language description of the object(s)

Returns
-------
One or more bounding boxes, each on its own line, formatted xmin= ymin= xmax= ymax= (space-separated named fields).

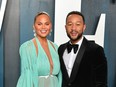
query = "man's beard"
xmin=67 ymin=33 xmax=83 ymax=42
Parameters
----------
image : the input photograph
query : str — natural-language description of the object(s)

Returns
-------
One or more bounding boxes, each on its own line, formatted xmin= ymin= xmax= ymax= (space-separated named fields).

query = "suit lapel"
xmin=60 ymin=57 xmax=70 ymax=80
xmin=59 ymin=42 xmax=70 ymax=81
xmin=69 ymin=38 xmax=86 ymax=83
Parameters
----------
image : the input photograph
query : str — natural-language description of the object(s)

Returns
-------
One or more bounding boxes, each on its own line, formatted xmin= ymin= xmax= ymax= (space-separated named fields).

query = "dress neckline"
xmin=35 ymin=37 xmax=54 ymax=75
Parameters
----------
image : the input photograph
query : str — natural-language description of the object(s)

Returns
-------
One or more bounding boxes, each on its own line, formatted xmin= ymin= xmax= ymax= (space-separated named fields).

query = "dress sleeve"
xmin=53 ymin=43 xmax=62 ymax=87
xmin=57 ymin=69 xmax=62 ymax=87
xmin=16 ymin=42 xmax=34 ymax=87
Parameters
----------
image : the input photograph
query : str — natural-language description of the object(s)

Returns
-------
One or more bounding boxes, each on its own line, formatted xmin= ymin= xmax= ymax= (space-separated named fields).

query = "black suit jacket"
xmin=58 ymin=37 xmax=107 ymax=87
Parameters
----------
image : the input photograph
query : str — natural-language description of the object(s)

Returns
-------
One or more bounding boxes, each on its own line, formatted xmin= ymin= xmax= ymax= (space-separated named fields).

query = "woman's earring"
xmin=33 ymin=29 xmax=36 ymax=37
xmin=49 ymin=29 xmax=52 ymax=36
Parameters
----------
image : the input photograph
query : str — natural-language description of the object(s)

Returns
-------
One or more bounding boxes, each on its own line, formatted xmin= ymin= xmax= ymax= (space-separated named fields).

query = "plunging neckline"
xmin=34 ymin=37 xmax=54 ymax=74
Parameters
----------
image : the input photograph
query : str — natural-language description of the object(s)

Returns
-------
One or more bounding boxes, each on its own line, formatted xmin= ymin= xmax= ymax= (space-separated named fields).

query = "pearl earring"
xmin=33 ymin=29 xmax=36 ymax=37
xmin=49 ymin=29 xmax=52 ymax=36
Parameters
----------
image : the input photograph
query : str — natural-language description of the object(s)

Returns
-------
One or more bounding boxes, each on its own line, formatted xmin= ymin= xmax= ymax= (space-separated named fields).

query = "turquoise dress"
xmin=16 ymin=38 xmax=62 ymax=87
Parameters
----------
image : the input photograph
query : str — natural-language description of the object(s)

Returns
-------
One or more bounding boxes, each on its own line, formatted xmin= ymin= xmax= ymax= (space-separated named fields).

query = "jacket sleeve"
xmin=95 ymin=46 xmax=107 ymax=87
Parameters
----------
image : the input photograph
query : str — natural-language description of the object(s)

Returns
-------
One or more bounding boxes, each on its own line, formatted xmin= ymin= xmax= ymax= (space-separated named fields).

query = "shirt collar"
xmin=69 ymin=36 xmax=84 ymax=49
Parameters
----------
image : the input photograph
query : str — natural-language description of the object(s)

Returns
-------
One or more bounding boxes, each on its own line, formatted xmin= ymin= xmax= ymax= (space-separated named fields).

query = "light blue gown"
xmin=16 ymin=37 xmax=62 ymax=87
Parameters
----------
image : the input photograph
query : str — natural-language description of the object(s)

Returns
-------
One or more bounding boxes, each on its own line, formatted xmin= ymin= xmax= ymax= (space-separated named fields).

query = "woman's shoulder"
xmin=49 ymin=40 xmax=58 ymax=47
xmin=49 ymin=40 xmax=58 ymax=50
xmin=20 ymin=39 xmax=33 ymax=50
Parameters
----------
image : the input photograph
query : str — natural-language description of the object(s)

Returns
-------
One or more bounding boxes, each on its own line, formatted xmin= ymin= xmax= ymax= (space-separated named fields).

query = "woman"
xmin=16 ymin=11 xmax=62 ymax=87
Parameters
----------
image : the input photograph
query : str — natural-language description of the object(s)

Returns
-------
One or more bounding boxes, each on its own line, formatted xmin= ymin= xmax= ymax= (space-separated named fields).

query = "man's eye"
xmin=76 ymin=23 xmax=80 ymax=25
xmin=67 ymin=23 xmax=72 ymax=26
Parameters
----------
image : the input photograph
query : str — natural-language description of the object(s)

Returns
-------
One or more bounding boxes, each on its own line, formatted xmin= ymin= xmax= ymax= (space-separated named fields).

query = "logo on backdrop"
xmin=0 ymin=0 xmax=109 ymax=47
xmin=112 ymin=0 xmax=116 ymax=3
xmin=0 ymin=0 xmax=7 ymax=32
xmin=54 ymin=0 xmax=106 ymax=47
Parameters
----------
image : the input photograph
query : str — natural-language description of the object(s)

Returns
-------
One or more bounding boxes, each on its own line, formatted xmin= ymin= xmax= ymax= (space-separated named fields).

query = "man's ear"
xmin=83 ymin=24 xmax=86 ymax=32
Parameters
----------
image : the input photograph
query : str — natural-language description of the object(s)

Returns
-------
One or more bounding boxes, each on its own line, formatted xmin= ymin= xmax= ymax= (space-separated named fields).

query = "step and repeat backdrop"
xmin=0 ymin=0 xmax=116 ymax=87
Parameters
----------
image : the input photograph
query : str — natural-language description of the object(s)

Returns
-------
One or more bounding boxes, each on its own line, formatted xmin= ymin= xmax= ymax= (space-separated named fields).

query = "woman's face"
xmin=33 ymin=14 xmax=52 ymax=38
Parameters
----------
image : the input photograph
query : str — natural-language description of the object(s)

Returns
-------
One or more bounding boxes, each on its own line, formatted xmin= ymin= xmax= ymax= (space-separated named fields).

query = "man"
xmin=58 ymin=11 xmax=107 ymax=87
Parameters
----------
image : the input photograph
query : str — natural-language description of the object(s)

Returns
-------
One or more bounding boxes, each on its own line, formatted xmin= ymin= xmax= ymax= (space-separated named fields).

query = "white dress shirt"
xmin=63 ymin=36 xmax=84 ymax=77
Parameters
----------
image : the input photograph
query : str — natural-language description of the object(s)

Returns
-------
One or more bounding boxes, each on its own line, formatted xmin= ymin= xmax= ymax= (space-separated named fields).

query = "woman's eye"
xmin=38 ymin=23 xmax=41 ymax=25
xmin=45 ymin=23 xmax=49 ymax=25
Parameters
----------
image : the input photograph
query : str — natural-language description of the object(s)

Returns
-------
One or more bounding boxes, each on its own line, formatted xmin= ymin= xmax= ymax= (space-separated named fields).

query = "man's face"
xmin=65 ymin=14 xmax=86 ymax=43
